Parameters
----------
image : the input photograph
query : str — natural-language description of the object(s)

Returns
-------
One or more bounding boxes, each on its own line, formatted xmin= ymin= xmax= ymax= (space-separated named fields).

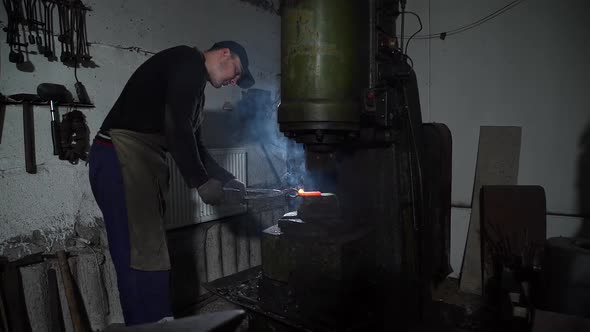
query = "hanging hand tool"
xmin=58 ymin=0 xmax=76 ymax=65
xmin=77 ymin=3 xmax=91 ymax=62
xmin=23 ymin=0 xmax=35 ymax=44
xmin=22 ymin=0 xmax=43 ymax=50
xmin=8 ymin=93 xmax=40 ymax=174
xmin=37 ymin=83 xmax=74 ymax=157
xmin=3 ymin=0 xmax=26 ymax=64
xmin=57 ymin=0 xmax=68 ymax=62
xmin=71 ymin=2 xmax=78 ymax=63
xmin=72 ymin=3 xmax=91 ymax=103
xmin=71 ymin=2 xmax=80 ymax=63
xmin=48 ymin=0 xmax=57 ymax=61
xmin=11 ymin=0 xmax=28 ymax=64
xmin=73 ymin=4 xmax=81 ymax=62
xmin=34 ymin=0 xmax=45 ymax=53
xmin=41 ymin=0 xmax=56 ymax=60
xmin=2 ymin=0 xmax=17 ymax=62
xmin=32 ymin=0 xmax=42 ymax=46
xmin=41 ymin=0 xmax=50 ymax=57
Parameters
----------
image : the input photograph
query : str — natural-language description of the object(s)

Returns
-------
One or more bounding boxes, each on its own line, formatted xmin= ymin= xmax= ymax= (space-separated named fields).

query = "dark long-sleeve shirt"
xmin=101 ymin=45 xmax=234 ymax=187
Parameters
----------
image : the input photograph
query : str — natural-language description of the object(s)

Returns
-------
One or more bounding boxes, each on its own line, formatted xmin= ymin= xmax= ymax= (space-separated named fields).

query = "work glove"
xmin=197 ymin=179 xmax=224 ymax=205
xmin=223 ymin=179 xmax=246 ymax=203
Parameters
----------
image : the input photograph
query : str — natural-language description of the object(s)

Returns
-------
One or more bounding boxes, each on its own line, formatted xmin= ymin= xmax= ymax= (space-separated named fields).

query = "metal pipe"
xmin=368 ymin=0 xmax=376 ymax=88
xmin=451 ymin=203 xmax=589 ymax=219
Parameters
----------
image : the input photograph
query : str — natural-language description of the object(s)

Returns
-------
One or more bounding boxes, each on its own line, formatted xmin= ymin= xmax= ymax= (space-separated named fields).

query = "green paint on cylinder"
xmin=279 ymin=0 xmax=365 ymax=130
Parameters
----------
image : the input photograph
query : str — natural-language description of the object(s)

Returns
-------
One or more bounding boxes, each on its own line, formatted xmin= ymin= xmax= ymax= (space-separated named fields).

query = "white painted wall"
xmin=0 ymin=0 xmax=280 ymax=250
xmin=2 ymin=0 xmax=588 ymax=284
xmin=403 ymin=0 xmax=590 ymax=277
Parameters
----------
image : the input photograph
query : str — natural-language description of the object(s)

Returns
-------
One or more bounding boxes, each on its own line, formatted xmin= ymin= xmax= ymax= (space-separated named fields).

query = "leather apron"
xmin=110 ymin=129 xmax=171 ymax=271
xmin=109 ymin=62 xmax=206 ymax=271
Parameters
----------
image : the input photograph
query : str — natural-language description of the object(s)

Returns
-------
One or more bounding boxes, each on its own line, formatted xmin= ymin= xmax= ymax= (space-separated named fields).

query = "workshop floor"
xmin=103 ymin=295 xmax=248 ymax=331
xmin=430 ymin=278 xmax=498 ymax=332
xmin=180 ymin=294 xmax=250 ymax=331
xmin=175 ymin=277 xmax=503 ymax=332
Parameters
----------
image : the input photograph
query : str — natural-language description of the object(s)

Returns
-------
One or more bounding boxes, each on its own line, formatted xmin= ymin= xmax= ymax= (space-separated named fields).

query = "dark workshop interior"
xmin=1 ymin=0 xmax=590 ymax=331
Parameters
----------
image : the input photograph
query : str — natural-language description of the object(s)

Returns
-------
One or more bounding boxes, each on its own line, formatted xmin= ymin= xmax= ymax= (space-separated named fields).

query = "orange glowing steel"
xmin=297 ymin=189 xmax=322 ymax=197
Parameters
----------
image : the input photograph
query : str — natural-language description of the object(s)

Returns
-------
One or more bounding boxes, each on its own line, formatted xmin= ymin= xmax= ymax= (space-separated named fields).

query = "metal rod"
xmin=451 ymin=203 xmax=589 ymax=219
xmin=23 ymin=101 xmax=36 ymax=174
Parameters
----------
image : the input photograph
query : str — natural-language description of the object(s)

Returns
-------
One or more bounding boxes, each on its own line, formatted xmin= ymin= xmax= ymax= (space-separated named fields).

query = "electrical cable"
xmin=400 ymin=0 xmax=406 ymax=57
xmin=403 ymin=87 xmax=424 ymax=233
xmin=404 ymin=53 xmax=414 ymax=68
xmin=402 ymin=78 xmax=428 ymax=320
xmin=404 ymin=11 xmax=423 ymax=55
xmin=405 ymin=0 xmax=525 ymax=40
xmin=442 ymin=0 xmax=524 ymax=37
xmin=407 ymin=119 xmax=423 ymax=220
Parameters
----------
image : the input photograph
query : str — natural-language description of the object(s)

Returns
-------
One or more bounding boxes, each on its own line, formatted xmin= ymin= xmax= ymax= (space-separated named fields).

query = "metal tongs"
xmin=223 ymin=187 xmax=299 ymax=201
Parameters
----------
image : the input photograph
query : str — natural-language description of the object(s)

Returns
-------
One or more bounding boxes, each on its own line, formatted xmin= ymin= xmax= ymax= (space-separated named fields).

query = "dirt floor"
xmin=182 ymin=277 xmax=509 ymax=332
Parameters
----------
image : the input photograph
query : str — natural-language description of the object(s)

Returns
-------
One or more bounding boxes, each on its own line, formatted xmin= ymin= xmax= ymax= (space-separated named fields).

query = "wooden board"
xmin=459 ymin=126 xmax=522 ymax=294
xmin=480 ymin=185 xmax=546 ymax=294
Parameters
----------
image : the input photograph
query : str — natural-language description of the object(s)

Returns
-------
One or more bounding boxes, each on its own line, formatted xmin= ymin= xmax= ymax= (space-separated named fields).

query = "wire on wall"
xmin=404 ymin=0 xmax=525 ymax=40
xmin=239 ymin=0 xmax=280 ymax=15
xmin=404 ymin=11 xmax=423 ymax=55
xmin=88 ymin=41 xmax=156 ymax=56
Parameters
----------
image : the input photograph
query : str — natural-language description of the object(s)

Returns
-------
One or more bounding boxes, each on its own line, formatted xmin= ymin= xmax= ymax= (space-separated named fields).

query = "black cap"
xmin=210 ymin=41 xmax=255 ymax=89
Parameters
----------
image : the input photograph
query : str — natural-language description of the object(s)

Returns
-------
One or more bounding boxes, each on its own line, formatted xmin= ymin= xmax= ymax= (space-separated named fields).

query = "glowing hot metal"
xmin=297 ymin=189 xmax=322 ymax=197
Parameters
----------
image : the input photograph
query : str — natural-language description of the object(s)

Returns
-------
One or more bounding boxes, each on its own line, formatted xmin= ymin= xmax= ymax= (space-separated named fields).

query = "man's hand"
xmin=197 ymin=179 xmax=224 ymax=205
xmin=223 ymin=179 xmax=246 ymax=203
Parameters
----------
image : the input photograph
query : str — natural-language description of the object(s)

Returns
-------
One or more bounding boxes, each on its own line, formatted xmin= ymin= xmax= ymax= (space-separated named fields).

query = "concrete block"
xmin=21 ymin=263 xmax=50 ymax=332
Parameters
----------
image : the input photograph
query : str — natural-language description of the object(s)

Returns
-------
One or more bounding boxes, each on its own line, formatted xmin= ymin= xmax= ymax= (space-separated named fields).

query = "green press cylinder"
xmin=278 ymin=0 xmax=365 ymax=141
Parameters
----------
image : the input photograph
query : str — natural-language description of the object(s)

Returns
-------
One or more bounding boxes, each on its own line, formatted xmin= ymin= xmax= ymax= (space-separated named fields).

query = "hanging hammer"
xmin=37 ymin=83 xmax=74 ymax=157
xmin=8 ymin=93 xmax=40 ymax=174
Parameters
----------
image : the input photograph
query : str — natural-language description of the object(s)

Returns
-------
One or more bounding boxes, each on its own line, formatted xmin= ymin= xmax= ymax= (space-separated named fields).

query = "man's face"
xmin=208 ymin=48 xmax=243 ymax=88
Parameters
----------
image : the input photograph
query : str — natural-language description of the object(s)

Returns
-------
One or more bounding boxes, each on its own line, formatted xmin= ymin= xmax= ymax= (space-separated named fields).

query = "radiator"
xmin=165 ymin=148 xmax=248 ymax=229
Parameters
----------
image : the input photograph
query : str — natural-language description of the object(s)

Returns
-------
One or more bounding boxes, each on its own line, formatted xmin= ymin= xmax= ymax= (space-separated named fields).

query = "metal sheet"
xmin=460 ymin=126 xmax=522 ymax=295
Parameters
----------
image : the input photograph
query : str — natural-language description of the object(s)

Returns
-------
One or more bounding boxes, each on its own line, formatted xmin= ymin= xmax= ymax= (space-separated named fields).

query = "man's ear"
xmin=222 ymin=48 xmax=231 ymax=58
